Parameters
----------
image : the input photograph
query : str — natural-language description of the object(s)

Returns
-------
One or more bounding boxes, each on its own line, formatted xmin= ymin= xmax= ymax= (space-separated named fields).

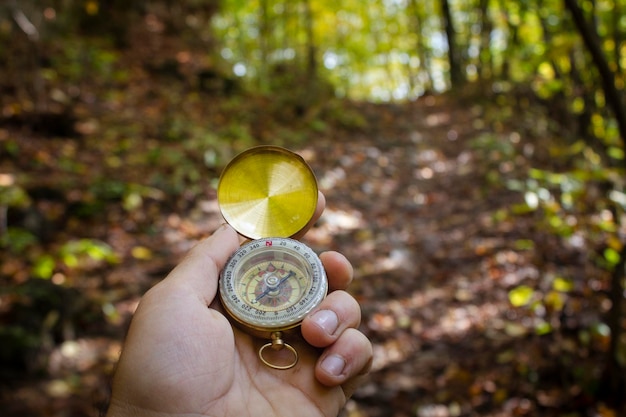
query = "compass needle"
xmin=253 ymin=270 xmax=295 ymax=303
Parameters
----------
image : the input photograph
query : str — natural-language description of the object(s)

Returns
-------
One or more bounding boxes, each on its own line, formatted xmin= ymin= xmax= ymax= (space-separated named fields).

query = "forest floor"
xmin=0 ymin=31 xmax=622 ymax=417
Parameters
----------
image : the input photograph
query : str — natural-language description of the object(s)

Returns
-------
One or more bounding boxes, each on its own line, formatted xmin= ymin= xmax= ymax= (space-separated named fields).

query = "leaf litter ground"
xmin=0 ymin=87 xmax=619 ymax=416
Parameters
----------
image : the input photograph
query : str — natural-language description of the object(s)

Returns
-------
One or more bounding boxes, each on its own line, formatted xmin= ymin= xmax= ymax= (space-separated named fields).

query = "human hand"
xmin=106 ymin=193 xmax=372 ymax=417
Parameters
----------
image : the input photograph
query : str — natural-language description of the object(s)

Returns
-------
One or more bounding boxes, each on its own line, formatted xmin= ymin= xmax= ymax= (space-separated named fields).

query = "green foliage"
xmin=0 ymin=183 xmax=31 ymax=208
xmin=210 ymin=0 xmax=621 ymax=104
xmin=469 ymin=133 xmax=517 ymax=160
xmin=31 ymin=239 xmax=118 ymax=280
xmin=47 ymin=38 xmax=126 ymax=86
xmin=508 ymin=285 xmax=534 ymax=307
xmin=0 ymin=183 xmax=36 ymax=253
xmin=507 ymin=275 xmax=576 ymax=336
xmin=32 ymin=254 xmax=56 ymax=279
xmin=0 ymin=228 xmax=38 ymax=253
xmin=603 ymin=247 xmax=621 ymax=267
xmin=89 ymin=178 xmax=128 ymax=202
xmin=59 ymin=239 xmax=118 ymax=269
xmin=501 ymin=159 xmax=624 ymax=239
xmin=2 ymin=1 xmax=625 ymax=412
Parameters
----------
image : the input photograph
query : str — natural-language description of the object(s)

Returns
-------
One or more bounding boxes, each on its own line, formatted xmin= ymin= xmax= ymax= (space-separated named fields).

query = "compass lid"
xmin=217 ymin=146 xmax=318 ymax=239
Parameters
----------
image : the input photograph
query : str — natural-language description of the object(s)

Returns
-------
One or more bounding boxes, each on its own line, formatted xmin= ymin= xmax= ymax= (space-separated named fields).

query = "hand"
xmin=106 ymin=193 xmax=372 ymax=417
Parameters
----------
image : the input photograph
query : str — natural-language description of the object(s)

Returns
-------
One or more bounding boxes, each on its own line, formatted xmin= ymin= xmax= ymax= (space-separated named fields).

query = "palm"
xmin=212 ymin=327 xmax=344 ymax=417
xmin=111 ymin=287 xmax=344 ymax=417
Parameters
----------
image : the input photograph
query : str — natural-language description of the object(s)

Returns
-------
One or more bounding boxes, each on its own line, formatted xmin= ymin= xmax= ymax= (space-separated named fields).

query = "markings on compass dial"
xmin=239 ymin=261 xmax=309 ymax=312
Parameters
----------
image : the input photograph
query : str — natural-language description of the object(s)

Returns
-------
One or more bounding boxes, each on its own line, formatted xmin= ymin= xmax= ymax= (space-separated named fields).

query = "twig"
xmin=11 ymin=5 xmax=39 ymax=41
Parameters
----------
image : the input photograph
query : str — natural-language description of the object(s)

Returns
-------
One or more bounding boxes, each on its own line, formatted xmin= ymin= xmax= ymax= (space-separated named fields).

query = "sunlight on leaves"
xmin=513 ymin=239 xmax=535 ymax=250
xmin=524 ymin=191 xmax=539 ymax=210
xmin=607 ymin=146 xmax=624 ymax=160
xmin=59 ymin=239 xmax=119 ymax=269
xmin=0 ymin=183 xmax=31 ymax=207
xmin=131 ymin=246 xmax=153 ymax=260
xmin=534 ymin=320 xmax=552 ymax=336
xmin=593 ymin=322 xmax=611 ymax=338
xmin=33 ymin=254 xmax=56 ymax=279
xmin=504 ymin=321 xmax=528 ymax=337
xmin=544 ymin=290 xmax=566 ymax=312
xmin=609 ymin=190 xmax=626 ymax=209
xmin=0 ymin=228 xmax=37 ymax=253
xmin=0 ymin=2 xmax=624 ymax=414
xmin=603 ymin=248 xmax=621 ymax=266
xmin=508 ymin=285 xmax=535 ymax=307
xmin=102 ymin=302 xmax=122 ymax=324
xmin=123 ymin=192 xmax=143 ymax=211
xmin=552 ymin=277 xmax=574 ymax=292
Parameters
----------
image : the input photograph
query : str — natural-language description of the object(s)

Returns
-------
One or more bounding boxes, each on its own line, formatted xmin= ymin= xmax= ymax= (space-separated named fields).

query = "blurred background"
xmin=0 ymin=0 xmax=625 ymax=416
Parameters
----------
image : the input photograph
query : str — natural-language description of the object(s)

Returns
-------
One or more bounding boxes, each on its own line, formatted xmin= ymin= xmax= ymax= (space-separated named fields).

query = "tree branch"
xmin=563 ymin=0 xmax=626 ymax=149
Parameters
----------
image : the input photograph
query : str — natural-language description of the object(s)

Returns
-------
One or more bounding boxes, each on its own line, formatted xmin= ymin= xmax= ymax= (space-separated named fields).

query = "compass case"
xmin=216 ymin=147 xmax=327 ymax=343
xmin=217 ymin=146 xmax=319 ymax=239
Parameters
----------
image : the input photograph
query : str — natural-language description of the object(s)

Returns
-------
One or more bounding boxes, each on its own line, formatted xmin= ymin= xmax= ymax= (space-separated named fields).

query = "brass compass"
xmin=217 ymin=146 xmax=328 ymax=370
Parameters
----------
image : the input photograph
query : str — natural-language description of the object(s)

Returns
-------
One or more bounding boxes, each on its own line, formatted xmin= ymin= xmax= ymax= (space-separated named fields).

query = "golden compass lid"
xmin=217 ymin=146 xmax=318 ymax=239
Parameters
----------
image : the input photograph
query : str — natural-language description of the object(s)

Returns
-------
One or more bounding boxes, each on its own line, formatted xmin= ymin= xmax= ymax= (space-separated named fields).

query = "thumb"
xmin=165 ymin=224 xmax=240 ymax=304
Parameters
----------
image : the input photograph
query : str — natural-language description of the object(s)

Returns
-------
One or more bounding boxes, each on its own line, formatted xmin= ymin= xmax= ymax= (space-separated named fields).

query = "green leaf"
xmin=592 ymin=322 xmax=611 ymax=338
xmin=514 ymin=239 xmax=535 ymax=250
xmin=59 ymin=239 xmax=119 ymax=268
xmin=62 ymin=252 xmax=79 ymax=268
xmin=123 ymin=192 xmax=143 ymax=211
xmin=504 ymin=321 xmax=528 ymax=337
xmin=0 ymin=227 xmax=37 ymax=252
xmin=604 ymin=248 xmax=621 ymax=266
xmin=508 ymin=285 xmax=535 ymax=307
xmin=33 ymin=255 xmax=56 ymax=279
xmin=534 ymin=320 xmax=552 ymax=336
xmin=607 ymin=146 xmax=624 ymax=160
xmin=552 ymin=277 xmax=574 ymax=292
xmin=544 ymin=290 xmax=566 ymax=311
xmin=0 ymin=184 xmax=31 ymax=207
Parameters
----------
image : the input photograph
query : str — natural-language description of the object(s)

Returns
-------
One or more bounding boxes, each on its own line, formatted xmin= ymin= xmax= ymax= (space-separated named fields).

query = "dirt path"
xmin=1 ymin=94 xmax=607 ymax=417
xmin=301 ymin=97 xmax=596 ymax=417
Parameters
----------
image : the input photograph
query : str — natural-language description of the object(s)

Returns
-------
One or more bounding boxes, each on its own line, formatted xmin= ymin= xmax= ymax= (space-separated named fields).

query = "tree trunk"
xmin=302 ymin=0 xmax=317 ymax=84
xmin=564 ymin=0 xmax=626 ymax=409
xmin=477 ymin=0 xmax=493 ymax=80
xmin=440 ymin=0 xmax=463 ymax=88
xmin=258 ymin=0 xmax=271 ymax=92
xmin=564 ymin=0 xmax=626 ymax=148
xmin=497 ymin=0 xmax=519 ymax=82
xmin=408 ymin=0 xmax=434 ymax=93
xmin=613 ymin=0 xmax=623 ymax=74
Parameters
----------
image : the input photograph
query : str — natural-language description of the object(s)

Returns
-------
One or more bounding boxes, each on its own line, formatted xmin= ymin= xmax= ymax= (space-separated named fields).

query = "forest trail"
xmin=308 ymin=97 xmax=546 ymax=416
xmin=1 ymin=93 xmax=606 ymax=417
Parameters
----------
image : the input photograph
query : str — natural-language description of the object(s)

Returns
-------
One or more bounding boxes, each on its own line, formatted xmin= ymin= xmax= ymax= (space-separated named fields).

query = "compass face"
xmin=219 ymin=237 xmax=327 ymax=332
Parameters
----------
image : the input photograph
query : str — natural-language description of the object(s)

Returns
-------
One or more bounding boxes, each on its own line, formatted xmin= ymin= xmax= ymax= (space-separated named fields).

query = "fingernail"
xmin=217 ymin=223 xmax=231 ymax=233
xmin=311 ymin=310 xmax=339 ymax=335
xmin=321 ymin=354 xmax=346 ymax=377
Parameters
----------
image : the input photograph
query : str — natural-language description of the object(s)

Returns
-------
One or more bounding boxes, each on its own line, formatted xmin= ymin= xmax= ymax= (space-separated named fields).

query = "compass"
xmin=217 ymin=146 xmax=327 ymax=370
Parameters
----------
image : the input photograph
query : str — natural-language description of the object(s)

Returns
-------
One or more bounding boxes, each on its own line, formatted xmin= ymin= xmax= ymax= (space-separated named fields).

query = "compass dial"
xmin=242 ymin=261 xmax=309 ymax=311
xmin=219 ymin=237 xmax=327 ymax=333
